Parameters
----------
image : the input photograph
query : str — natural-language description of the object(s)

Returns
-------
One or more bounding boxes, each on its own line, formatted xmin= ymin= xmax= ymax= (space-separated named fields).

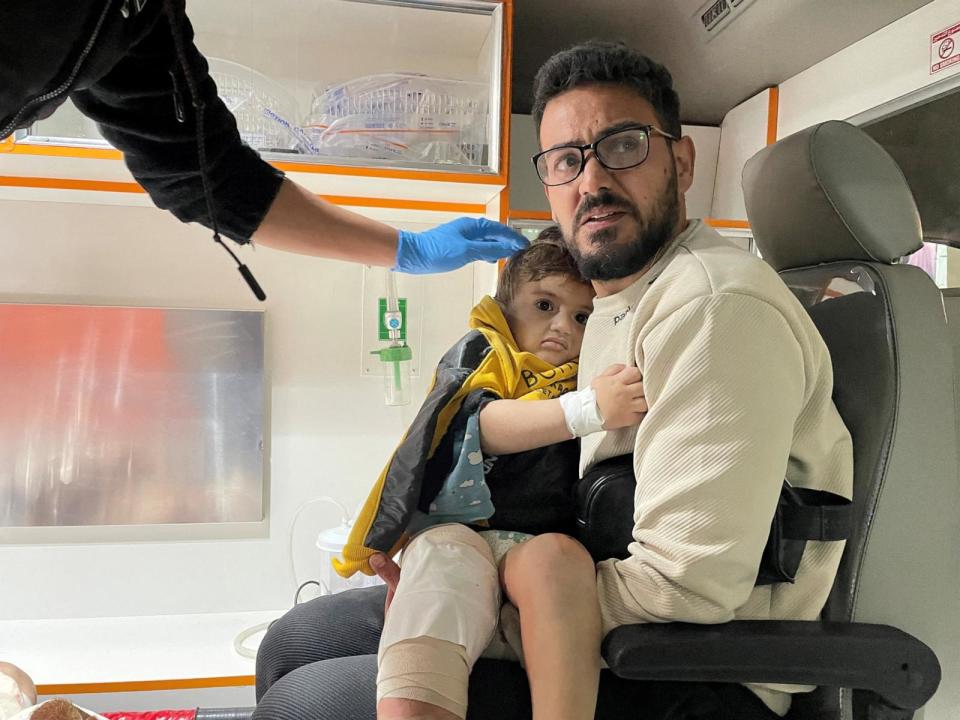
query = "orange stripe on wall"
xmin=705 ymin=217 xmax=751 ymax=229
xmin=8 ymin=144 xmax=123 ymax=160
xmin=0 ymin=176 xmax=485 ymax=214
xmin=37 ymin=676 xmax=254 ymax=695
xmin=0 ymin=175 xmax=144 ymax=193
xmin=318 ymin=195 xmax=484 ymax=214
xmin=272 ymin=161 xmax=503 ymax=185
xmin=766 ymin=87 xmax=779 ymax=146
xmin=7 ymin=145 xmax=506 ymax=186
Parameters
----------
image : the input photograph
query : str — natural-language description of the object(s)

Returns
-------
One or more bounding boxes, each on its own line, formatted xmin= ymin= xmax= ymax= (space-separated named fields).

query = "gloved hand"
xmin=394 ymin=217 xmax=529 ymax=274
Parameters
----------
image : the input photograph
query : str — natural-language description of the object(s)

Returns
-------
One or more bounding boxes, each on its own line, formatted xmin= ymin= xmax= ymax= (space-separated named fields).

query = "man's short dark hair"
xmin=532 ymin=41 xmax=681 ymax=141
xmin=495 ymin=226 xmax=591 ymax=306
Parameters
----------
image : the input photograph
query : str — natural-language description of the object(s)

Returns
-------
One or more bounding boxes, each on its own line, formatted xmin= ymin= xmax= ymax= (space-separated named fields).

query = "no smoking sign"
xmin=931 ymin=21 xmax=960 ymax=75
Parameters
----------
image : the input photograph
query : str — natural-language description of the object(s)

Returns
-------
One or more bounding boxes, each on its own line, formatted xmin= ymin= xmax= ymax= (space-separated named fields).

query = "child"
xmin=336 ymin=228 xmax=646 ymax=720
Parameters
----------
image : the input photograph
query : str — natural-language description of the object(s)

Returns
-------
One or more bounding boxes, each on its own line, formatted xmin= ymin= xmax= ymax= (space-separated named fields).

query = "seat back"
xmin=943 ymin=288 xmax=960 ymax=455
xmin=743 ymin=121 xmax=960 ymax=720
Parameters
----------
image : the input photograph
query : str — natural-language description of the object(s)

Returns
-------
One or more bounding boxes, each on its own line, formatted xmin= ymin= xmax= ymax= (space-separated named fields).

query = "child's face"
xmin=504 ymin=274 xmax=595 ymax=366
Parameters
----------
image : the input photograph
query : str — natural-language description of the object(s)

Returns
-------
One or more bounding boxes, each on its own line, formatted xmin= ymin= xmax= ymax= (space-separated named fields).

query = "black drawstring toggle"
xmin=164 ymin=0 xmax=266 ymax=302
xmin=211 ymin=231 xmax=267 ymax=302
xmin=238 ymin=264 xmax=267 ymax=301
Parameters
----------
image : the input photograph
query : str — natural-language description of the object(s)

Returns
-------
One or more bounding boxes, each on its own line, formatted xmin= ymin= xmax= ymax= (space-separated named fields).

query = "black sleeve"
xmin=71 ymin=6 xmax=285 ymax=244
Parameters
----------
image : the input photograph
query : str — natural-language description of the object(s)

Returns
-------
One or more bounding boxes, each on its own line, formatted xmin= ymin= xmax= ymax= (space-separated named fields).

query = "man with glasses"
xmin=507 ymin=40 xmax=852 ymax=719
xmin=253 ymin=42 xmax=852 ymax=720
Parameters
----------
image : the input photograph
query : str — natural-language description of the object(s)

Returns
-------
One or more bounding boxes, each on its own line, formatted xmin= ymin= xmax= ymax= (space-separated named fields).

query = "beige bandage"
xmin=377 ymin=636 xmax=470 ymax=718
xmin=377 ymin=524 xmax=501 ymax=716
xmin=379 ymin=523 xmax=501 ymax=663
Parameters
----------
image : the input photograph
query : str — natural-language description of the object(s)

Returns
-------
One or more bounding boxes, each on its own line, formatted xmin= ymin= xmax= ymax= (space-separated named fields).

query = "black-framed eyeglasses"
xmin=532 ymin=125 xmax=678 ymax=186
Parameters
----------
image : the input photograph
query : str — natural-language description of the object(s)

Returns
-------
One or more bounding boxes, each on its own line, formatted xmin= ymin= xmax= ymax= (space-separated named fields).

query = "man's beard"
xmin=566 ymin=168 xmax=680 ymax=282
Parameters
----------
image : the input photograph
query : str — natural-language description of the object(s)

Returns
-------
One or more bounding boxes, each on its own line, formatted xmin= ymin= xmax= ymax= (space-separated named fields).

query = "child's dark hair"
xmin=495 ymin=226 xmax=592 ymax=306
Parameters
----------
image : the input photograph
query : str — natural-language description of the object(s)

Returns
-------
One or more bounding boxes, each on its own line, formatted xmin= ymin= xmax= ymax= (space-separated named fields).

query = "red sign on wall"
xmin=931 ymin=21 xmax=960 ymax=75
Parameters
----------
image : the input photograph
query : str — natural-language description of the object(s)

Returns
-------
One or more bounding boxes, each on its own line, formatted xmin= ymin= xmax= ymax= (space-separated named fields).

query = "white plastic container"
xmin=301 ymin=72 xmax=489 ymax=165
xmin=208 ymin=58 xmax=302 ymax=152
xmin=372 ymin=344 xmax=413 ymax=406
xmin=316 ymin=522 xmax=384 ymax=595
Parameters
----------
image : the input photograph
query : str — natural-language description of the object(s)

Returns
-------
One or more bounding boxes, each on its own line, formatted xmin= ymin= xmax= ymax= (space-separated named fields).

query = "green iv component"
xmin=371 ymin=343 xmax=414 ymax=404
xmin=378 ymin=298 xmax=407 ymax=341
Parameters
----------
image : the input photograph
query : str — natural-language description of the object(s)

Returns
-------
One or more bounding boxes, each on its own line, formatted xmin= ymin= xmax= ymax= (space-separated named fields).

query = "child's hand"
xmin=370 ymin=553 xmax=401 ymax=615
xmin=591 ymin=364 xmax=647 ymax=430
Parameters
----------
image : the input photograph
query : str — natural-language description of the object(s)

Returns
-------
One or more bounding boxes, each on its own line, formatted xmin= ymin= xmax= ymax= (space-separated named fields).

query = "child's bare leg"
xmin=377 ymin=524 xmax=500 ymax=720
xmin=500 ymin=533 xmax=601 ymax=720
xmin=378 ymin=698 xmax=458 ymax=720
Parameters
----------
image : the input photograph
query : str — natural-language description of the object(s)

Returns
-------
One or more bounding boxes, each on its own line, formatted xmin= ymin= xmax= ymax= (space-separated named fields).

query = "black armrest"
xmin=574 ymin=455 xmax=634 ymax=562
xmin=603 ymin=621 xmax=940 ymax=712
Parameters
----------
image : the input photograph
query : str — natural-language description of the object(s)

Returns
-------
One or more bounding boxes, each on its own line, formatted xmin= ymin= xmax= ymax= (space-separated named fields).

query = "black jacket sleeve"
xmin=71 ymin=5 xmax=285 ymax=244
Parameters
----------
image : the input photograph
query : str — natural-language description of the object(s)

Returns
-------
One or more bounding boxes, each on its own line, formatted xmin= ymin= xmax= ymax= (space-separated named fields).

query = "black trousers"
xmin=254 ymin=586 xmax=779 ymax=720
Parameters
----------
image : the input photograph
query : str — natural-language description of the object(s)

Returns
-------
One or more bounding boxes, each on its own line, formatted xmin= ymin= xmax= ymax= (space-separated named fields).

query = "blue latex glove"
xmin=394 ymin=217 xmax=529 ymax=274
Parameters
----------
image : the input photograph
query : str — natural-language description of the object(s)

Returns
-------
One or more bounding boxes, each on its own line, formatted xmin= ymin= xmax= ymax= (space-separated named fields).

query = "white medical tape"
xmin=559 ymin=386 xmax=605 ymax=437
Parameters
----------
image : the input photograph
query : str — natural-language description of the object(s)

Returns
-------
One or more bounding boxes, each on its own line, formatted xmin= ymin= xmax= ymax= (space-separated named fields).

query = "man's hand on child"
xmin=592 ymin=364 xmax=648 ymax=430
xmin=370 ymin=553 xmax=401 ymax=615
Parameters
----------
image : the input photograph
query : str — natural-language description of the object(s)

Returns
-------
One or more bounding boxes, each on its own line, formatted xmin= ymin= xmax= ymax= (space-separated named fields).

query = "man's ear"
xmin=673 ymin=136 xmax=696 ymax=195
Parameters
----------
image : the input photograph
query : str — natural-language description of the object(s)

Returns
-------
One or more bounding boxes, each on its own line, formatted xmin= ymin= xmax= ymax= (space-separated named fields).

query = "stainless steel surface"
xmin=0 ymin=305 xmax=264 ymax=527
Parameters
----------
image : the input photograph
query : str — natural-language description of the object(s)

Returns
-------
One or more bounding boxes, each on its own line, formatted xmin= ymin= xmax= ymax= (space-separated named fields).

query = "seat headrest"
xmin=742 ymin=120 xmax=922 ymax=272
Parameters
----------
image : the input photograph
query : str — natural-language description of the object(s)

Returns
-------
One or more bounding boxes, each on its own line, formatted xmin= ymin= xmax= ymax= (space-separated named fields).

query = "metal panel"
xmin=0 ymin=305 xmax=264 ymax=527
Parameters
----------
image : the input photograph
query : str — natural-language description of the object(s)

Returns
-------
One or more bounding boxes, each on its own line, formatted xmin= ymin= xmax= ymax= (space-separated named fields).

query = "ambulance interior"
xmin=1 ymin=0 xmax=958 ymax=719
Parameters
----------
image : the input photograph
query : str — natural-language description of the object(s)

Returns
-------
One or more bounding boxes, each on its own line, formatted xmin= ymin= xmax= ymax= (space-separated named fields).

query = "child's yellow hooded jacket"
xmin=335 ymin=296 xmax=580 ymax=577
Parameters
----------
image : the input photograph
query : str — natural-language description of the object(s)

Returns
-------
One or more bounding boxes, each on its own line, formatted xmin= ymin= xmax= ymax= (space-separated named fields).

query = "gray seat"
xmin=743 ymin=120 xmax=959 ymax=718
xmin=941 ymin=289 xmax=960 ymax=328
xmin=942 ymin=288 xmax=960 ymax=456
xmin=590 ymin=121 xmax=959 ymax=719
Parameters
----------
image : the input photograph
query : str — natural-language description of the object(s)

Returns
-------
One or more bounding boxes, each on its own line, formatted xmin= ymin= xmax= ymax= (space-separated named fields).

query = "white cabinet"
xmin=2 ymin=0 xmax=512 ymax=214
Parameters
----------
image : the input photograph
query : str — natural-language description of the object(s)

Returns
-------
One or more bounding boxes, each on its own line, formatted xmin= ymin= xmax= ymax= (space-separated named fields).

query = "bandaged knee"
xmin=380 ymin=524 xmax=501 ymax=663
xmin=378 ymin=637 xmax=469 ymax=718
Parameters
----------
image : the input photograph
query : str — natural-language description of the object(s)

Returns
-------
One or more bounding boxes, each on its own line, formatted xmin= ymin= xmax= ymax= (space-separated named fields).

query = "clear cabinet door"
xmin=20 ymin=0 xmax=506 ymax=175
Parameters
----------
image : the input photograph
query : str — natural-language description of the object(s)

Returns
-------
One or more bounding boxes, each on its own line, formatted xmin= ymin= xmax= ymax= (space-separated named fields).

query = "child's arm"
xmin=479 ymin=364 xmax=647 ymax=455
xmin=478 ymin=397 xmax=571 ymax=455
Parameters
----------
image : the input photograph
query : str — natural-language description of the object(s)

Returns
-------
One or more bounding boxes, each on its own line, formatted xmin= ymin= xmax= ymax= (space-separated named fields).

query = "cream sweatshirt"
xmin=579 ymin=220 xmax=854 ymax=715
